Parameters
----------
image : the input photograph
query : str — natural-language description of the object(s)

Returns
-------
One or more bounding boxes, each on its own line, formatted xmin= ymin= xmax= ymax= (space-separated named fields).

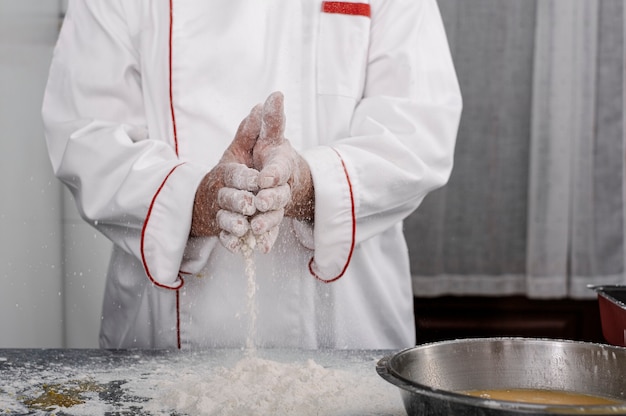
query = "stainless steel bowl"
xmin=377 ymin=338 xmax=626 ymax=415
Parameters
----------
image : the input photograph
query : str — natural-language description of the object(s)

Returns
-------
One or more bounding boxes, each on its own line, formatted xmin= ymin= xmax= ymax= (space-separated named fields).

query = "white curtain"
xmin=409 ymin=0 xmax=626 ymax=299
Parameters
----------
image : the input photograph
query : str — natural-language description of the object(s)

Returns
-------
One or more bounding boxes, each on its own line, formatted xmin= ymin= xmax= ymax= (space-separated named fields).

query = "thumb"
xmin=228 ymin=103 xmax=262 ymax=158
xmin=259 ymin=91 xmax=285 ymax=147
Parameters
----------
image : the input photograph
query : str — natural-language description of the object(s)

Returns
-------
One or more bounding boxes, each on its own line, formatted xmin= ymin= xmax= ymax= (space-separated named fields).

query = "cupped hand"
xmin=242 ymin=92 xmax=315 ymax=253
xmin=253 ymin=92 xmax=314 ymax=222
xmin=190 ymin=104 xmax=262 ymax=242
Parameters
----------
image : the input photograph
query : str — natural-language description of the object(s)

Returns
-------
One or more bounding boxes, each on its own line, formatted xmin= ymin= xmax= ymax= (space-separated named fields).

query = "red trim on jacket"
xmin=309 ymin=148 xmax=356 ymax=283
xmin=321 ymin=1 xmax=371 ymax=18
xmin=168 ymin=0 xmax=184 ymax=350
xmin=140 ymin=163 xmax=186 ymax=291
xmin=168 ymin=0 xmax=180 ymax=156
xmin=176 ymin=288 xmax=182 ymax=349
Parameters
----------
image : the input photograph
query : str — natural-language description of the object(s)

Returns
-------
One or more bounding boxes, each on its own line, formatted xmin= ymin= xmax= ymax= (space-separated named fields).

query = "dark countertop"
xmin=0 ymin=348 xmax=406 ymax=415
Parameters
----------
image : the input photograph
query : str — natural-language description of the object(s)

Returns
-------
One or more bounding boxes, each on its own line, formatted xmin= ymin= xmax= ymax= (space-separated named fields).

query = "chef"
xmin=42 ymin=0 xmax=462 ymax=350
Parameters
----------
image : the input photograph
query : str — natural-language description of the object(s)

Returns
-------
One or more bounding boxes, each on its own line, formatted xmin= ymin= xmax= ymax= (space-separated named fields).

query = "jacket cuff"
xmin=180 ymin=236 xmax=219 ymax=278
xmin=140 ymin=162 xmax=207 ymax=289
xmin=292 ymin=219 xmax=315 ymax=250
xmin=302 ymin=146 xmax=357 ymax=283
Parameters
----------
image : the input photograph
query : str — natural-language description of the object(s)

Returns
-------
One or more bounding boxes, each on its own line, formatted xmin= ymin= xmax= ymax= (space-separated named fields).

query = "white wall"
xmin=0 ymin=0 xmax=109 ymax=348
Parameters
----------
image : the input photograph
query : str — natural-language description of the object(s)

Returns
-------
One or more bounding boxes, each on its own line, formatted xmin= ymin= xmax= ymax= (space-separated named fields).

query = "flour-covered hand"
xmin=190 ymin=104 xmax=262 ymax=240
xmin=253 ymin=92 xmax=315 ymax=224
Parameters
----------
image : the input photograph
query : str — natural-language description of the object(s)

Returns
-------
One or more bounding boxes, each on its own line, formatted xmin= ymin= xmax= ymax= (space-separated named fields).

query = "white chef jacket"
xmin=42 ymin=0 xmax=462 ymax=350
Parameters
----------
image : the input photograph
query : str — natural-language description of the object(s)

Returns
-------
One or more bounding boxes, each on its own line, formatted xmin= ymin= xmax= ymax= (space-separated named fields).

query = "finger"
xmin=255 ymin=184 xmax=291 ymax=212
xmin=256 ymin=225 xmax=280 ymax=254
xmin=250 ymin=209 xmax=284 ymax=236
xmin=217 ymin=188 xmax=256 ymax=216
xmin=216 ymin=210 xmax=250 ymax=237
xmin=259 ymin=92 xmax=285 ymax=146
xmin=219 ymin=230 xmax=243 ymax=253
xmin=257 ymin=157 xmax=292 ymax=189
xmin=222 ymin=163 xmax=259 ymax=192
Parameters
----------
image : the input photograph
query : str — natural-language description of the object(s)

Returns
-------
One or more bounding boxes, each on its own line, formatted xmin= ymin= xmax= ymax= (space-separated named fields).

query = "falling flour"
xmin=240 ymin=236 xmax=257 ymax=353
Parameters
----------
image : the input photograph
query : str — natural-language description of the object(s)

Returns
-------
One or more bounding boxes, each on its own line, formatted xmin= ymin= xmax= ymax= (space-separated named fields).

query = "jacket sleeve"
xmin=42 ymin=0 xmax=208 ymax=288
xmin=304 ymin=0 xmax=462 ymax=281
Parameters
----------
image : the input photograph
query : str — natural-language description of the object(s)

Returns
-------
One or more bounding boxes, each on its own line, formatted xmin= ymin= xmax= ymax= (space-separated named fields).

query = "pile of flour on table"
xmin=145 ymin=355 xmax=394 ymax=416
